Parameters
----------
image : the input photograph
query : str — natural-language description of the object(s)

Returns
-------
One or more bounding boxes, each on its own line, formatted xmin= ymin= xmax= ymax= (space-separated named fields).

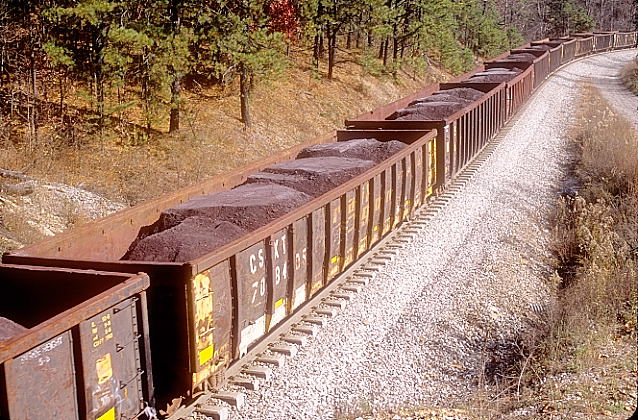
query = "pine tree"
xmin=44 ymin=1 xmax=148 ymax=130
xmin=199 ymin=0 xmax=287 ymax=127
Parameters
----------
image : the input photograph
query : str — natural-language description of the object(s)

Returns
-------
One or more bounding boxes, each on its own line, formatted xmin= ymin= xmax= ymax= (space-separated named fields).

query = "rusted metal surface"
xmin=326 ymin=198 xmax=343 ymax=281
xmin=531 ymin=41 xmax=563 ymax=73
xmin=342 ymin=190 xmax=357 ymax=268
xmin=0 ymin=265 xmax=152 ymax=420
xmin=382 ymin=169 xmax=394 ymax=235
xmin=549 ymin=38 xmax=577 ymax=64
xmin=369 ymin=173 xmax=383 ymax=246
xmin=392 ymin=160 xmax=405 ymax=228
xmin=560 ymin=39 xmax=577 ymax=63
xmin=356 ymin=181 xmax=371 ymax=258
xmin=413 ymin=146 xmax=424 ymax=211
xmin=402 ymin=153 xmax=415 ymax=220
xmin=614 ymin=32 xmax=637 ymax=48
xmin=593 ymin=32 xmax=613 ymax=52
xmin=234 ymin=241 xmax=268 ymax=358
xmin=266 ymin=228 xmax=291 ymax=331
xmin=3 ymin=331 xmax=78 ymax=420
xmin=507 ymin=49 xmax=550 ymax=88
xmin=204 ymin=262 xmax=232 ymax=388
xmin=290 ymin=218 xmax=309 ymax=311
xmin=575 ymin=37 xmax=594 ymax=56
xmin=310 ymin=209 xmax=326 ymax=296
xmin=346 ymin=83 xmax=505 ymax=189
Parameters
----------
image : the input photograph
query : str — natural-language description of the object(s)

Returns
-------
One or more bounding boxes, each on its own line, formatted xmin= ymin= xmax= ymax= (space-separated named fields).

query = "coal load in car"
xmin=408 ymin=93 xmax=473 ymax=107
xmin=297 ymin=138 xmax=407 ymax=163
xmin=123 ymin=183 xmax=312 ymax=261
xmin=483 ymin=67 xmax=515 ymax=72
xmin=474 ymin=69 xmax=523 ymax=76
xmin=528 ymin=44 xmax=552 ymax=51
xmin=0 ymin=317 xmax=27 ymax=342
xmin=388 ymin=101 xmax=466 ymax=120
xmin=463 ymin=69 xmax=522 ymax=83
xmin=124 ymin=218 xmax=248 ymax=262
xmin=433 ymin=87 xmax=485 ymax=101
xmin=498 ymin=52 xmax=537 ymax=62
xmin=246 ymin=156 xmax=376 ymax=197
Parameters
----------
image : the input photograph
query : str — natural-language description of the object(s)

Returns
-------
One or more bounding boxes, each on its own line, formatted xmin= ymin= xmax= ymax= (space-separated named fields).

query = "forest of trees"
xmin=0 ymin=0 xmax=635 ymax=147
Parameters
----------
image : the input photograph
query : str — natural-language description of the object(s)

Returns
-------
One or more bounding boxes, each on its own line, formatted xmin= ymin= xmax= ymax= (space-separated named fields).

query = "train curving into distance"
xmin=1 ymin=31 xmax=637 ymax=420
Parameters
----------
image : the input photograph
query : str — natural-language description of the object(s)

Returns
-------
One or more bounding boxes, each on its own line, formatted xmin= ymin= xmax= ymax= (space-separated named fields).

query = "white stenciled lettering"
xmin=251 ymin=277 xmax=266 ymax=304
xmin=258 ymin=248 xmax=265 ymax=269
xmin=280 ymin=234 xmax=287 ymax=255
xmin=249 ymin=254 xmax=257 ymax=274
xmin=295 ymin=253 xmax=301 ymax=270
xmin=274 ymin=238 xmax=280 ymax=259
xmin=20 ymin=336 xmax=64 ymax=364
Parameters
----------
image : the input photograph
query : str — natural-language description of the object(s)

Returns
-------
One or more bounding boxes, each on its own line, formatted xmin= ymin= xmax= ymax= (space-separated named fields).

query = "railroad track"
xmin=167 ymin=109 xmax=517 ymax=420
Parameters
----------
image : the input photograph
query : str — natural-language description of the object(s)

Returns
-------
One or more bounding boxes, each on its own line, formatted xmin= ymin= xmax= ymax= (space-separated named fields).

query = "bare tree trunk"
xmin=168 ymin=0 xmax=181 ymax=133
xmin=318 ymin=33 xmax=325 ymax=59
xmin=312 ymin=33 xmax=321 ymax=70
xmin=141 ymin=48 xmax=152 ymax=133
xmin=95 ymin=69 xmax=105 ymax=127
xmin=383 ymin=37 xmax=389 ymax=67
xmin=327 ymin=26 xmax=337 ymax=80
xmin=59 ymin=76 xmax=64 ymax=116
xmin=239 ymin=64 xmax=251 ymax=127
xmin=169 ymin=77 xmax=180 ymax=132
xmin=392 ymin=35 xmax=398 ymax=61
xmin=28 ymin=18 xmax=37 ymax=145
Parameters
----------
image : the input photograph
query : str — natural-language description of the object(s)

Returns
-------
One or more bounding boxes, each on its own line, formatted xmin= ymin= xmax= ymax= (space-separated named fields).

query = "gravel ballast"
xmin=202 ymin=50 xmax=637 ymax=420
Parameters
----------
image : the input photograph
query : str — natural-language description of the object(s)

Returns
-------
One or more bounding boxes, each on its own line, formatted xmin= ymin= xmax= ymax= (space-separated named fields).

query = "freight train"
xmin=1 ymin=31 xmax=637 ymax=420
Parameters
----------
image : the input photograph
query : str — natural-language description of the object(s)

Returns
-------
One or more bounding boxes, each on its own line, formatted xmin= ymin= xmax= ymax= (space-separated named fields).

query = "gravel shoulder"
xmin=202 ymin=50 xmax=638 ymax=420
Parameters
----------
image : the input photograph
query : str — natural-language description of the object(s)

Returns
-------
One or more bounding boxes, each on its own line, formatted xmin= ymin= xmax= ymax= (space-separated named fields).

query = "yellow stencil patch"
xmin=96 ymin=353 xmax=112 ymax=385
xmin=97 ymin=407 xmax=115 ymax=420
xmin=199 ymin=344 xmax=214 ymax=366
xmin=275 ymin=298 xmax=285 ymax=308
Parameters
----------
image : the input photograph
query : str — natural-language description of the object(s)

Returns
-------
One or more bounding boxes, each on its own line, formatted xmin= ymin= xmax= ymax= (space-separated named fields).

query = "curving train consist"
xmin=1 ymin=31 xmax=637 ymax=419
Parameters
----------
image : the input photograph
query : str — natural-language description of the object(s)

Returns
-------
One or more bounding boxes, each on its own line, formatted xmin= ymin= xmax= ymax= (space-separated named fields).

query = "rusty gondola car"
xmin=3 ymin=129 xmax=437 ymax=410
xmin=0 ymin=265 xmax=153 ymax=420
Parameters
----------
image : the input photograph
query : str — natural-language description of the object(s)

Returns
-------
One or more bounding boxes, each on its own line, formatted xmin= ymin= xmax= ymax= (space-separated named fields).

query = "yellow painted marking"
xmin=275 ymin=298 xmax=285 ymax=309
xmin=311 ymin=280 xmax=322 ymax=294
xmin=330 ymin=256 xmax=339 ymax=264
xmin=97 ymin=407 xmax=115 ymax=420
xmin=373 ymin=225 xmax=379 ymax=231
xmin=199 ymin=344 xmax=214 ymax=366
xmin=96 ymin=353 xmax=112 ymax=385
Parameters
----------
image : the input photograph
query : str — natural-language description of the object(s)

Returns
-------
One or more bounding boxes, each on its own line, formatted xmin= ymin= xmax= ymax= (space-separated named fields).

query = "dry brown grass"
xmin=0 ymin=50 xmax=439 ymax=206
xmin=621 ymin=57 xmax=638 ymax=95
xmin=457 ymin=83 xmax=638 ymax=420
